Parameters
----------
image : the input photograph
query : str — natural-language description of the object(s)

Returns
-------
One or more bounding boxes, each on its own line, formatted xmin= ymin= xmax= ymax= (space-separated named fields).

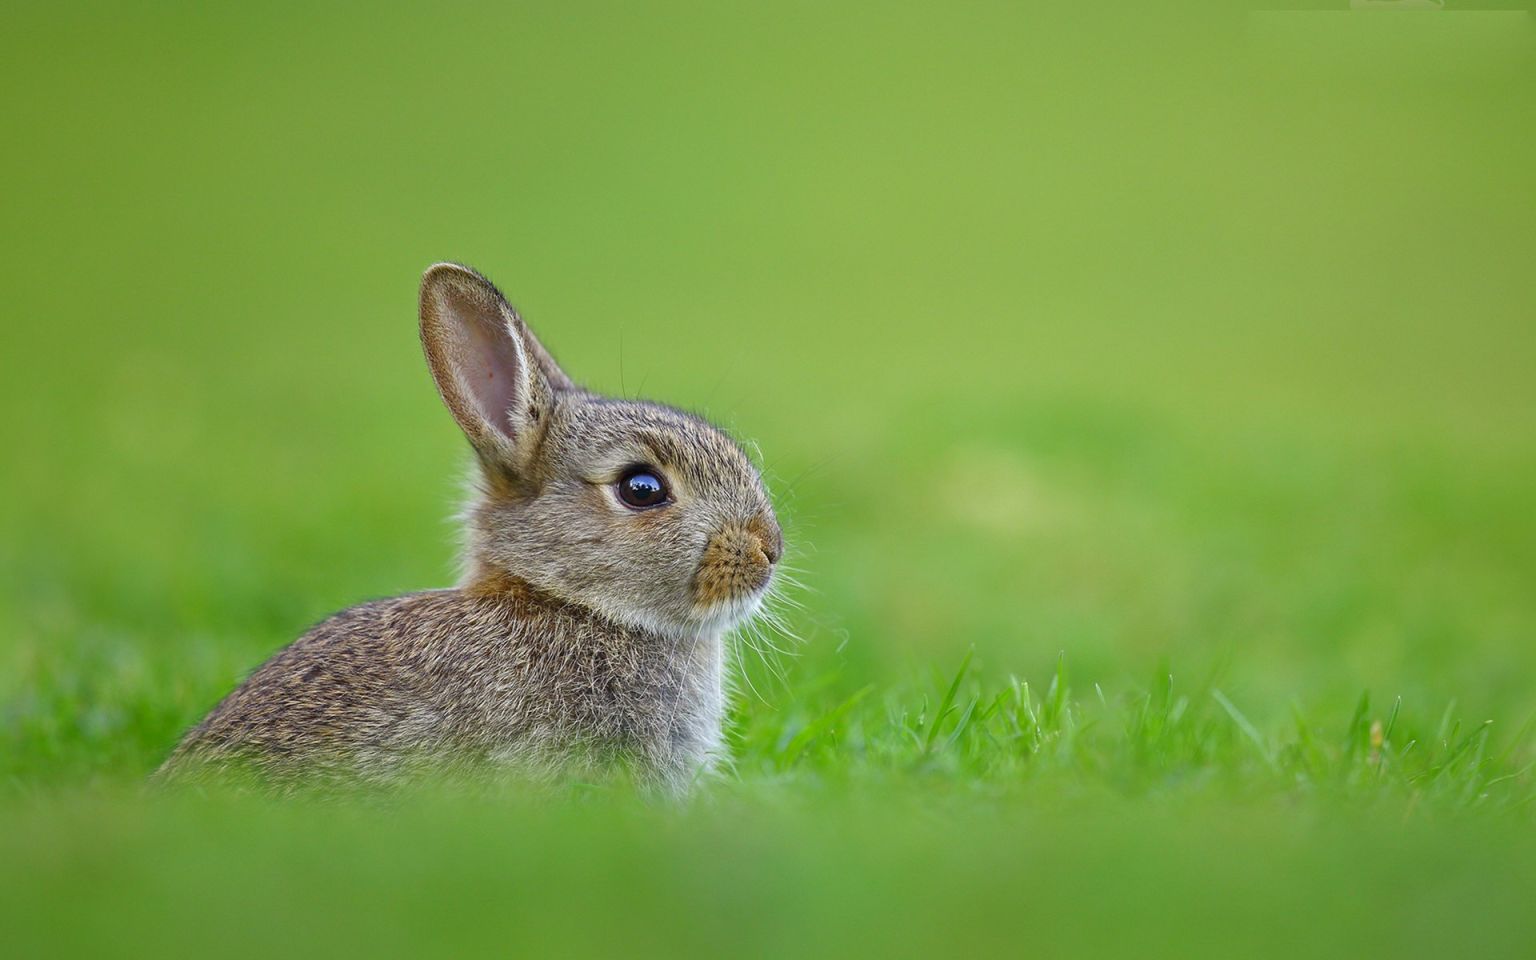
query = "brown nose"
xmin=748 ymin=512 xmax=783 ymax=566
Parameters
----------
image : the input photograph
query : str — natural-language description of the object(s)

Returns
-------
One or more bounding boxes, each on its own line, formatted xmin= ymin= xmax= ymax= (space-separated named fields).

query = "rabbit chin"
xmin=694 ymin=588 xmax=769 ymax=636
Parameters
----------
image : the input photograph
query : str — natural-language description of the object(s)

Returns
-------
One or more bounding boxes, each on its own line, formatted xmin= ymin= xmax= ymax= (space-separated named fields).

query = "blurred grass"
xmin=2 ymin=2 xmax=1534 ymax=957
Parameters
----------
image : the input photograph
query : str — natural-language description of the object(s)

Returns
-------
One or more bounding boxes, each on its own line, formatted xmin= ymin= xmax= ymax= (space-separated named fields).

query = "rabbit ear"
xmin=419 ymin=263 xmax=569 ymax=479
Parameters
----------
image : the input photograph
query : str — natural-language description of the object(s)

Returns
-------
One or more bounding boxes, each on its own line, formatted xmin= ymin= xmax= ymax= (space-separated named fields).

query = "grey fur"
xmin=157 ymin=263 xmax=781 ymax=794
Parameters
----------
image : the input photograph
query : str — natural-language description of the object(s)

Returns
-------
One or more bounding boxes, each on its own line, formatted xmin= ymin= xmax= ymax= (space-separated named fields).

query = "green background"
xmin=2 ymin=4 xmax=1533 ymax=957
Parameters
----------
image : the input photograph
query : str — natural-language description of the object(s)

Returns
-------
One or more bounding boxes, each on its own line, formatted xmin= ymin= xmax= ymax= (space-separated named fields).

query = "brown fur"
xmin=157 ymin=263 xmax=781 ymax=793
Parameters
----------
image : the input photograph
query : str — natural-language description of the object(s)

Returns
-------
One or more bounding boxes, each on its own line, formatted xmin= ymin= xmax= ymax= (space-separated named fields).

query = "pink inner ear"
xmin=463 ymin=309 xmax=524 ymax=441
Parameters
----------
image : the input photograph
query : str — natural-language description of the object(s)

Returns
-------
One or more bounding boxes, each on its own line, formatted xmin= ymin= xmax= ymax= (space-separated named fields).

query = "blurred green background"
xmin=2 ymin=3 xmax=1534 ymax=957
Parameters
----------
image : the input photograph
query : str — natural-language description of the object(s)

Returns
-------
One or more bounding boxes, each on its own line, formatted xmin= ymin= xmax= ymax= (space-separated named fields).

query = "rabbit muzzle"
xmin=691 ymin=511 xmax=782 ymax=614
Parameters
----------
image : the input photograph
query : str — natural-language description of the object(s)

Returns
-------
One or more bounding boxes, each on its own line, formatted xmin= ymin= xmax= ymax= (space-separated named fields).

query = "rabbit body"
xmin=164 ymin=577 xmax=723 ymax=791
xmin=158 ymin=264 xmax=778 ymax=792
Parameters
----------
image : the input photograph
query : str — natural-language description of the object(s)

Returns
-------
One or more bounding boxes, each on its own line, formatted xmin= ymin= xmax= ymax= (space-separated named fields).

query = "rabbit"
xmin=155 ymin=263 xmax=783 ymax=794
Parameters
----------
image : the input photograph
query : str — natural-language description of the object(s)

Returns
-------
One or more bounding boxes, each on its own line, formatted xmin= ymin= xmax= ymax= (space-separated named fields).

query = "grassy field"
xmin=3 ymin=4 xmax=1534 ymax=957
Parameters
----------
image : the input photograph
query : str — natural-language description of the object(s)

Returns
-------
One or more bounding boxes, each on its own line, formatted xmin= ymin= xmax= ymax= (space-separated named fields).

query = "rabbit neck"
xmin=462 ymin=565 xmax=726 ymax=789
xmin=461 ymin=565 xmax=569 ymax=606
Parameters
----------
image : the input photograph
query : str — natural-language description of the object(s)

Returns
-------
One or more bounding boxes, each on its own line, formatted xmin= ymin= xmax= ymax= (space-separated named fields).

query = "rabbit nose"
xmin=759 ymin=533 xmax=781 ymax=565
xmin=748 ymin=513 xmax=782 ymax=565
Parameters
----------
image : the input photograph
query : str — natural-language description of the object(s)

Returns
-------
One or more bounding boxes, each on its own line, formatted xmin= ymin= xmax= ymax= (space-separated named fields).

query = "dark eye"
xmin=616 ymin=466 xmax=670 ymax=510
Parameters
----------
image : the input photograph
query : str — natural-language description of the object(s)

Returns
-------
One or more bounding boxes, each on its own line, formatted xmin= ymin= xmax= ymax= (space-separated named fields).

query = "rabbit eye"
xmin=616 ymin=467 xmax=670 ymax=510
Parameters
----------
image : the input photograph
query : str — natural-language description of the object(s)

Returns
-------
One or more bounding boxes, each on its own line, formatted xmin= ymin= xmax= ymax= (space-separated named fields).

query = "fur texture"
xmin=157 ymin=263 xmax=781 ymax=793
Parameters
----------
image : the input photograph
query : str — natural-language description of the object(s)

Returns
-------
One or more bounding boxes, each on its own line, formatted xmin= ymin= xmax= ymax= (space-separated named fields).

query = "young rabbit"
xmin=157 ymin=263 xmax=782 ymax=793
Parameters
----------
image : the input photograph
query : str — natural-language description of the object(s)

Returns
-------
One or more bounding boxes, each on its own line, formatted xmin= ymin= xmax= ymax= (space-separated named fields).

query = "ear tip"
xmin=421 ymin=261 xmax=482 ymax=291
xmin=420 ymin=261 xmax=505 ymax=315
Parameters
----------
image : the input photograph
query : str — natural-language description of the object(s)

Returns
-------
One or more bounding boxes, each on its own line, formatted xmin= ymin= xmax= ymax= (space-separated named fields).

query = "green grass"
xmin=3 ymin=3 xmax=1535 ymax=957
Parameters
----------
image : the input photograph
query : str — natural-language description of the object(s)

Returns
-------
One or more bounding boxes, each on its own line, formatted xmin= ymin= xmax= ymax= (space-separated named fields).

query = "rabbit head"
xmin=419 ymin=263 xmax=782 ymax=639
